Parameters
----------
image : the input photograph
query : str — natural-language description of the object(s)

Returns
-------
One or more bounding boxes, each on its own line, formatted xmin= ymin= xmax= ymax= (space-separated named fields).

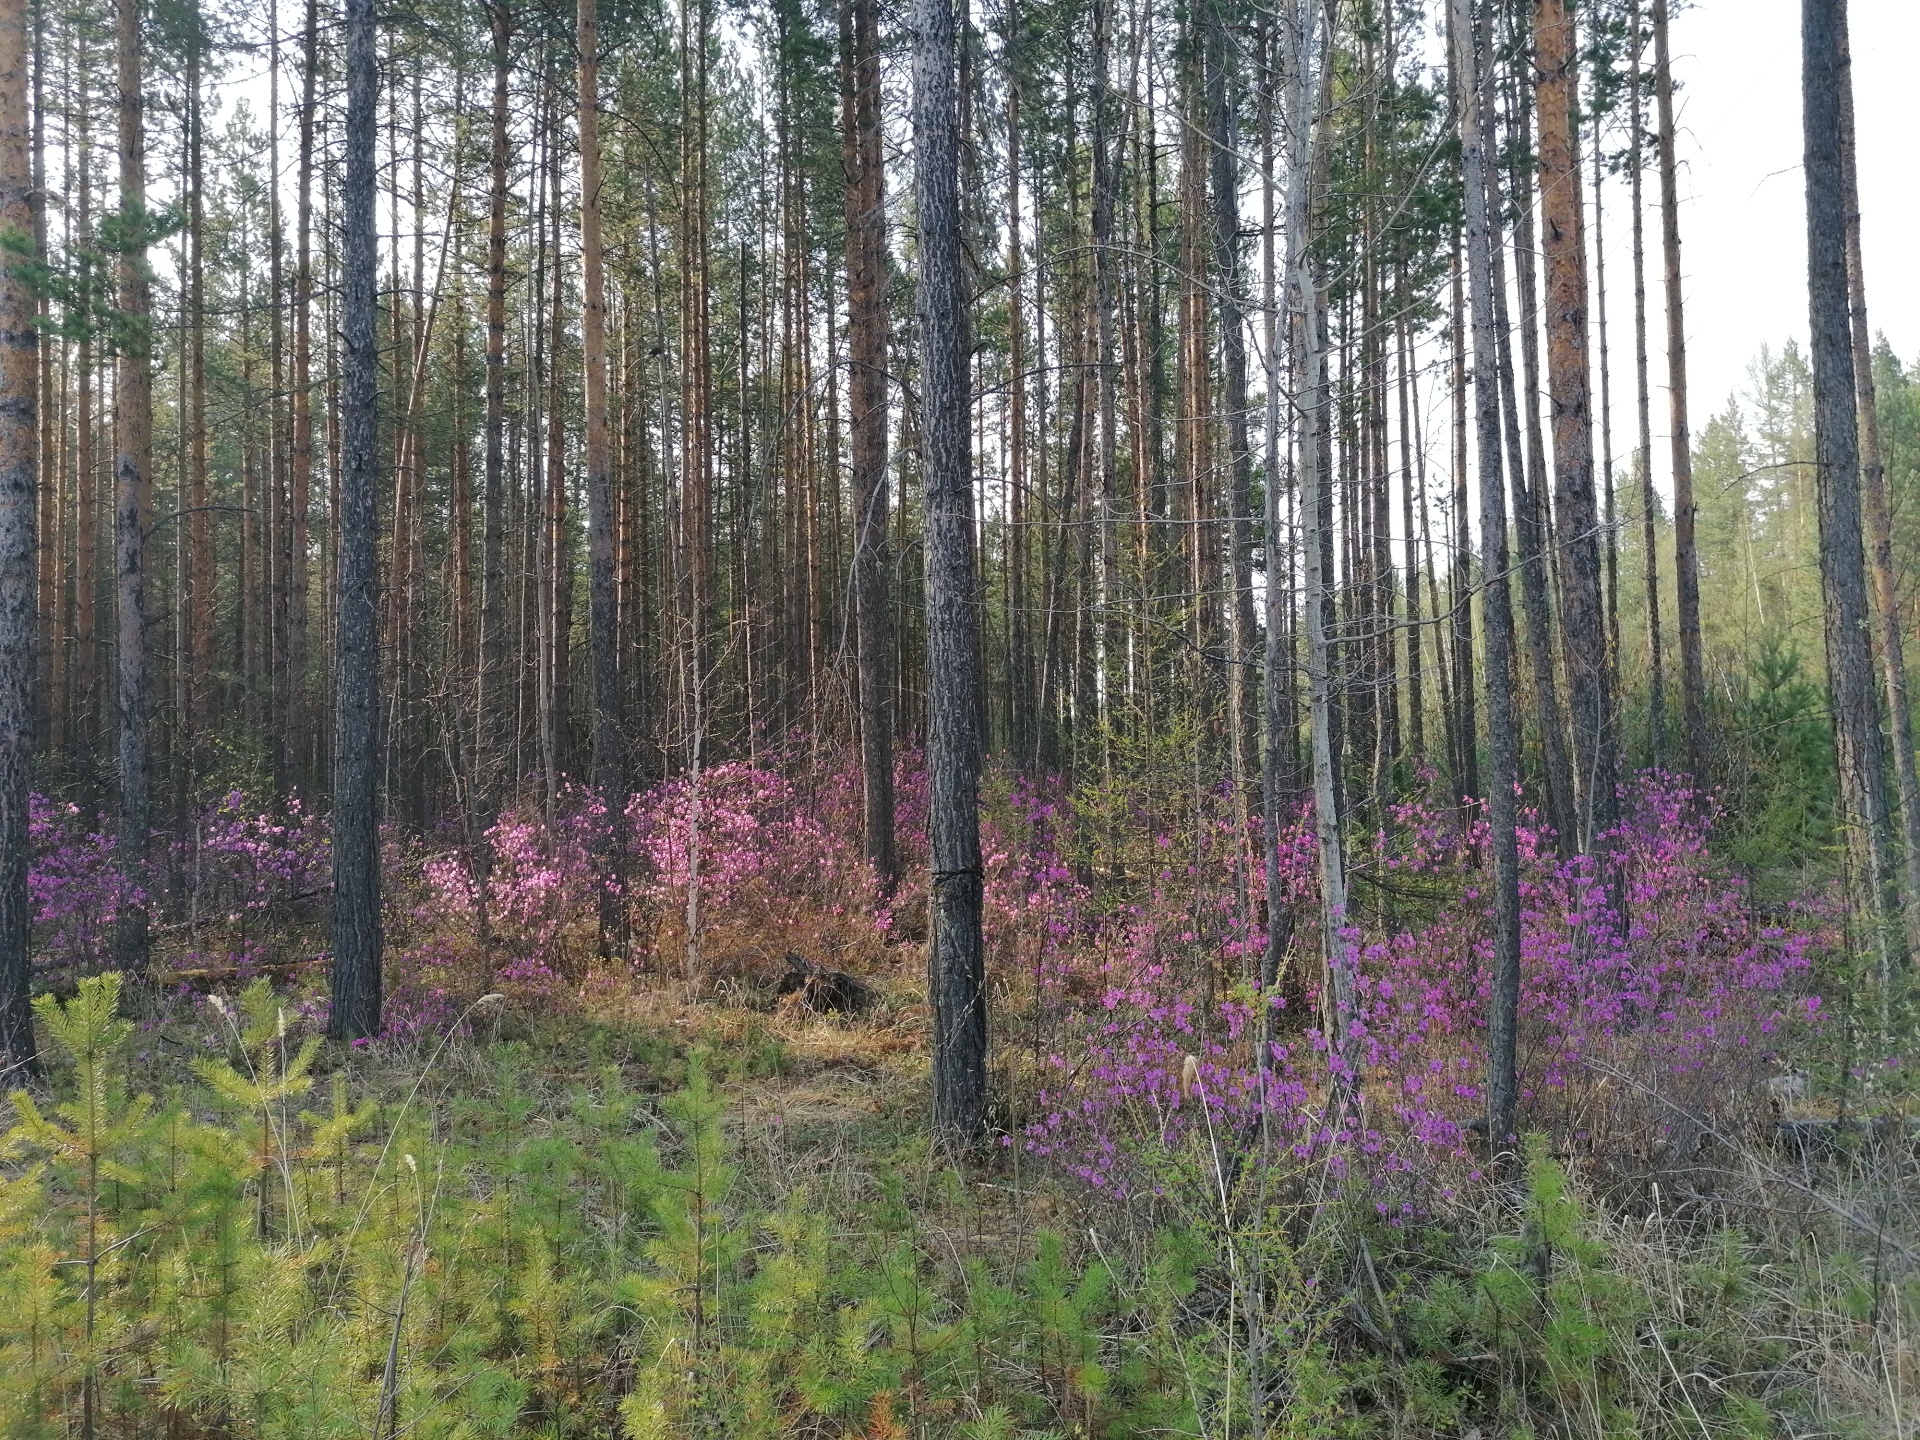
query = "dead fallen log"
xmin=158 ymin=956 xmax=329 ymax=985
xmin=772 ymin=952 xmax=876 ymax=1016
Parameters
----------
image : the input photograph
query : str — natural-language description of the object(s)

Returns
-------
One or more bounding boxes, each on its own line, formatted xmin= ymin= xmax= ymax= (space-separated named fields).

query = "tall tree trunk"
xmin=113 ymin=0 xmax=151 ymax=974
xmin=1592 ymin=126 xmax=1620 ymax=739
xmin=543 ymin=103 xmax=569 ymax=810
xmin=290 ymin=0 xmax=316 ymax=789
xmin=916 ymin=0 xmax=986 ymax=1143
xmin=580 ymin=0 xmax=623 ymax=944
xmin=481 ymin=0 xmax=510 ymax=814
xmin=1654 ymin=0 xmax=1706 ymax=779
xmin=267 ymin=0 xmax=288 ymax=793
xmin=1630 ymin=2 xmax=1664 ymax=769
xmin=1259 ymin=8 xmax=1302 ymax=1023
xmin=1489 ymin=109 xmax=1572 ymax=847
xmin=73 ymin=59 xmax=93 ymax=781
xmin=1457 ymin=0 xmax=1523 ymax=1162
xmin=1207 ymin=0 xmax=1257 ymax=865
xmin=1834 ymin=2 xmax=1920 ymax=945
xmin=1532 ymin=0 xmax=1616 ymax=849
xmin=43 ymin=38 xmax=61 ymax=765
xmin=1448 ymin=234 xmax=1479 ymax=800
xmin=27 ymin=0 xmax=41 ymax=750
xmin=1397 ymin=307 xmax=1424 ymax=762
xmin=1003 ymin=4 xmax=1030 ymax=771
xmin=1802 ymin=0 xmax=1904 ymax=989
xmin=1280 ymin=0 xmax=1356 ymax=1096
xmin=843 ymin=0 xmax=894 ymax=888
xmin=331 ymin=0 xmax=384 ymax=1039
xmin=186 ymin=33 xmax=211 ymax=778
xmin=0 ymin=0 xmax=37 ymax=1075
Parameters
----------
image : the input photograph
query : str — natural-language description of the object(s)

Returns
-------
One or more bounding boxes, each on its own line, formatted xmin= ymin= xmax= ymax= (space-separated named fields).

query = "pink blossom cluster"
xmin=171 ymin=791 xmax=331 ymax=921
xmin=27 ymin=796 xmax=129 ymax=977
xmin=28 ymin=791 xmax=331 ymax=983
xmin=627 ymin=761 xmax=877 ymax=918
xmin=1013 ymin=778 xmax=1824 ymax=1198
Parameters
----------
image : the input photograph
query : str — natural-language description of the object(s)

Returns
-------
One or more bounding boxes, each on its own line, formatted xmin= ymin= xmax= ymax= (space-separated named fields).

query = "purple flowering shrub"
xmin=28 ymin=791 xmax=332 ymax=986
xmin=1012 ymin=776 xmax=1824 ymax=1198
xmin=27 ymin=796 xmax=129 ymax=982
xmin=626 ymin=760 xmax=891 ymax=977
xmin=389 ymin=760 xmax=894 ymax=1030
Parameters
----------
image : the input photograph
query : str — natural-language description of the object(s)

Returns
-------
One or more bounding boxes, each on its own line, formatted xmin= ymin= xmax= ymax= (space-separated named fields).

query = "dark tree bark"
xmin=185 ymin=32 xmax=211 ymax=781
xmin=843 ymin=0 xmax=895 ymax=889
xmin=1629 ymin=2 xmax=1664 ymax=768
xmin=1802 ymin=0 xmax=1904 ymax=985
xmin=330 ymin=0 xmax=383 ymax=1039
xmin=1834 ymin=1 xmax=1920 ymax=945
xmin=73 ymin=58 xmax=96 ymax=782
xmin=113 ymin=0 xmax=151 ymax=975
xmin=1489 ymin=135 xmax=1574 ymax=850
xmin=580 ymin=0 xmax=622 ymax=806
xmin=915 ymin=0 xmax=986 ymax=1142
xmin=1654 ymin=0 xmax=1706 ymax=780
xmin=0 ymin=0 xmax=37 ymax=1076
xmin=580 ymin=0 xmax=624 ymax=950
xmin=1456 ymin=0 xmax=1523 ymax=1162
xmin=480 ymin=0 xmax=510 ymax=815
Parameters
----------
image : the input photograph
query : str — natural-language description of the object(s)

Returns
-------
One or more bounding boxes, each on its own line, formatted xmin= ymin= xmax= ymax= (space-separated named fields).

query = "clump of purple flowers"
xmin=1011 ymin=777 xmax=1825 ymax=1197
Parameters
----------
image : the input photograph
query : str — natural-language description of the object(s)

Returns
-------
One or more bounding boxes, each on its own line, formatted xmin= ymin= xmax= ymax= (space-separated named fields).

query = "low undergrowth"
xmin=9 ymin=752 xmax=1915 ymax=1435
xmin=2 ymin=969 xmax=1913 ymax=1438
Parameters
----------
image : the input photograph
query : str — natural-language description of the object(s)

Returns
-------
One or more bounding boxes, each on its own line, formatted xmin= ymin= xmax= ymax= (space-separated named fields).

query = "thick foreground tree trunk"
xmin=1532 ymin=0 xmax=1616 ymax=848
xmin=1802 ymin=0 xmax=1904 ymax=989
xmin=1833 ymin=0 xmax=1920 ymax=948
xmin=915 ymin=0 xmax=986 ymax=1142
xmin=580 ymin=0 xmax=624 ymax=946
xmin=0 ymin=0 xmax=36 ymax=1076
xmin=1457 ymin=0 xmax=1523 ymax=1162
xmin=330 ymin=0 xmax=383 ymax=1039
xmin=113 ymin=0 xmax=150 ymax=975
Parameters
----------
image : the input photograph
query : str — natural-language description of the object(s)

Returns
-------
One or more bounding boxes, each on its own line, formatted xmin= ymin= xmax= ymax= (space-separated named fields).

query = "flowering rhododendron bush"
xmin=1009 ymin=777 xmax=1825 ymax=1198
xmin=628 ymin=760 xmax=890 ymax=971
xmin=26 ymin=764 xmax=1823 ymax=1157
xmin=28 ymin=791 xmax=332 ymax=985
xmin=27 ymin=795 xmax=127 ymax=981
xmin=384 ymin=759 xmax=896 ymax=1032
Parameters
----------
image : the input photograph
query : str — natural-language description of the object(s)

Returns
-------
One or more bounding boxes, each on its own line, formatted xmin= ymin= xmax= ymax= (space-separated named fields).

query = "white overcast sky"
xmin=1662 ymin=0 xmax=1919 ymax=415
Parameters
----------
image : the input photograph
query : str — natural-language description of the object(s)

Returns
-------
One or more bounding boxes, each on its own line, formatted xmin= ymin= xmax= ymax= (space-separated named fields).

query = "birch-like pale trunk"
xmin=1275 ymin=0 xmax=1356 ymax=1101
xmin=842 ymin=0 xmax=895 ymax=888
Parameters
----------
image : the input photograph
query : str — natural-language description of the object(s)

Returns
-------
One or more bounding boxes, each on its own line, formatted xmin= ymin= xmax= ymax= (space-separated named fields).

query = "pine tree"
xmin=112 ymin=0 xmax=150 ymax=974
xmin=916 ymin=0 xmax=985 ymax=1142
xmin=330 ymin=0 xmax=383 ymax=1039
xmin=0 ymin=0 xmax=36 ymax=1079
xmin=1802 ymin=0 xmax=1904 ymax=986
xmin=1456 ymin=0 xmax=1523 ymax=1160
